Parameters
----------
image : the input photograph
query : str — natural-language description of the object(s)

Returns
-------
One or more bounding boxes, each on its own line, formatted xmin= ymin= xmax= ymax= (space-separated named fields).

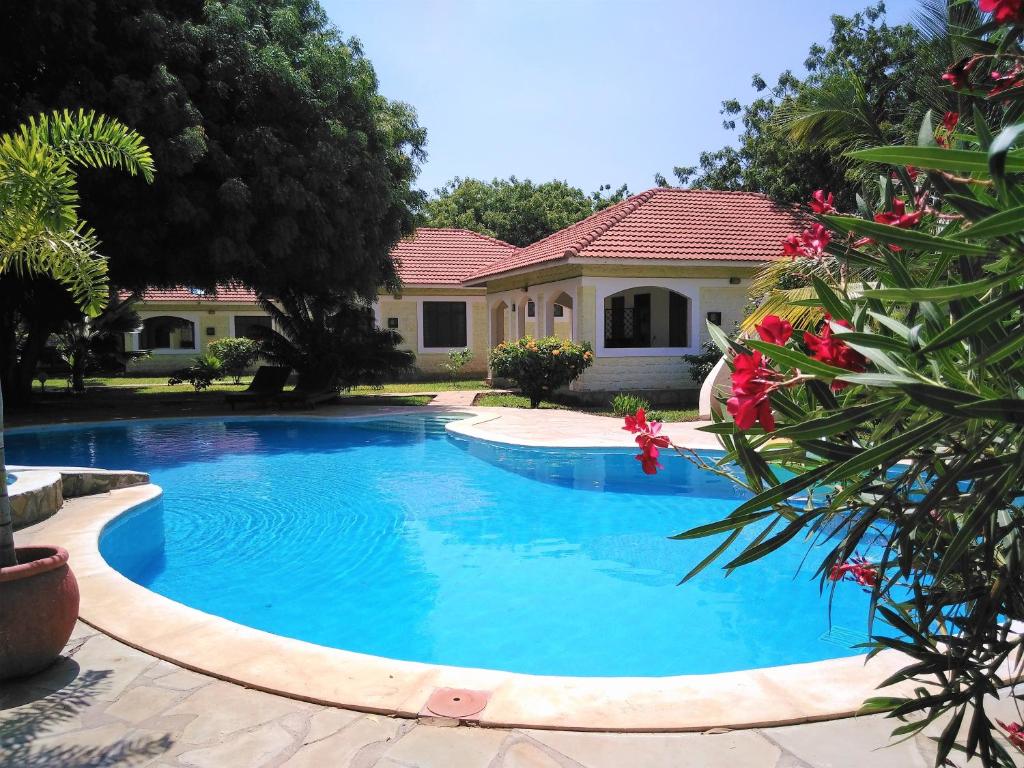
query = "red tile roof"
xmin=391 ymin=228 xmax=516 ymax=285
xmin=128 ymin=284 xmax=259 ymax=303
xmin=467 ymin=188 xmax=809 ymax=281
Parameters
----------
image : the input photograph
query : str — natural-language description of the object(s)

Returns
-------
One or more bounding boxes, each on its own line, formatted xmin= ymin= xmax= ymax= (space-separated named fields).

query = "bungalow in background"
xmin=125 ymin=188 xmax=806 ymax=400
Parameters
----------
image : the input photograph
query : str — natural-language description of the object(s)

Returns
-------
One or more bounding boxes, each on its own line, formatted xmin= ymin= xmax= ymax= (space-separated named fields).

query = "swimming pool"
xmin=7 ymin=414 xmax=870 ymax=677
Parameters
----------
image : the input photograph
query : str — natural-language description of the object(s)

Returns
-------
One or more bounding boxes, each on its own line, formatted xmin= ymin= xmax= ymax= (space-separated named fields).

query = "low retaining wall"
xmin=7 ymin=466 xmax=149 ymax=530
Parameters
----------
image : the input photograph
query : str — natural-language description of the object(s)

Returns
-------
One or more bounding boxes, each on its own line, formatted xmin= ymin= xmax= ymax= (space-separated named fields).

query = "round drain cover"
xmin=424 ymin=687 xmax=489 ymax=718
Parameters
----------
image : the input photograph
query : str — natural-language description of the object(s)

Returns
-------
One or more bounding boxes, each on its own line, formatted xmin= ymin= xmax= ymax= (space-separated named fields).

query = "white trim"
xmin=587 ymin=276 xmax=703 ymax=359
xmin=464 ymin=257 xmax=764 ymax=285
xmin=416 ymin=295 xmax=483 ymax=353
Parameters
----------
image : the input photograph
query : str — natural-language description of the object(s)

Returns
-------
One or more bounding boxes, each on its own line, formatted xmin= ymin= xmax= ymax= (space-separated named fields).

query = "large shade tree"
xmin=0 ymin=0 xmax=426 ymax=404
xmin=419 ymin=176 xmax=629 ymax=247
xmin=0 ymin=109 xmax=154 ymax=568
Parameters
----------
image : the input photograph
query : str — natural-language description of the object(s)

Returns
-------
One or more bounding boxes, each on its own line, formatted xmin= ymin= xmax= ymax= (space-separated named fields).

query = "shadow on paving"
xmin=0 ymin=658 xmax=174 ymax=768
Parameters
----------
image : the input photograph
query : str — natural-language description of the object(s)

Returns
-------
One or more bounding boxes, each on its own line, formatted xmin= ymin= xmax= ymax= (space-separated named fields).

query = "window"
xmin=422 ymin=301 xmax=467 ymax=348
xmin=234 ymin=315 xmax=272 ymax=339
xmin=553 ymin=304 xmax=564 ymax=318
xmin=527 ymin=300 xmax=535 ymax=318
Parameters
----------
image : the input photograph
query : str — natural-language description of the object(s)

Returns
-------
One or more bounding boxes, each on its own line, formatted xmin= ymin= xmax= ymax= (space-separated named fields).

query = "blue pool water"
xmin=7 ymin=415 xmax=871 ymax=676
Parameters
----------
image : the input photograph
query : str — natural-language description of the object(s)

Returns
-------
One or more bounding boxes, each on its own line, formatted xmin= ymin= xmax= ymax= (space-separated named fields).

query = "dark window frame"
xmin=422 ymin=301 xmax=468 ymax=348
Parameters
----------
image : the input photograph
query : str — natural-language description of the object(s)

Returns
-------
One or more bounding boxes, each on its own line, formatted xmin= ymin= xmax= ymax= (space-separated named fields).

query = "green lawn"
xmin=62 ymin=375 xmax=486 ymax=394
xmin=473 ymin=393 xmax=700 ymax=422
xmin=337 ymin=394 xmax=433 ymax=406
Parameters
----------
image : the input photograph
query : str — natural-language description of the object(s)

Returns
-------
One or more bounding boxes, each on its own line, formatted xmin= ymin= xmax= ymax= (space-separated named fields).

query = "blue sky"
xmin=323 ymin=0 xmax=921 ymax=196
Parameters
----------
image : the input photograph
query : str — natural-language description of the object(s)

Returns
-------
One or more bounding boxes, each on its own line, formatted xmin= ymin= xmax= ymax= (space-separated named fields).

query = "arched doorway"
xmin=491 ymin=300 xmax=508 ymax=348
xmin=603 ymin=287 xmax=689 ymax=349
xmin=139 ymin=316 xmax=197 ymax=350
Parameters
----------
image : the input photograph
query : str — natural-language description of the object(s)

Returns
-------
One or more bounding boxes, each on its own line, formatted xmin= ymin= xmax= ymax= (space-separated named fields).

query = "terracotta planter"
xmin=0 ymin=546 xmax=79 ymax=680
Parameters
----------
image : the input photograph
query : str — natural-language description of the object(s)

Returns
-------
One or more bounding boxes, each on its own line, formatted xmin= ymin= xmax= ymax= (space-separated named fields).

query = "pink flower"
xmin=941 ymin=57 xmax=974 ymax=90
xmin=623 ymin=407 xmax=650 ymax=435
xmin=635 ymin=439 xmax=665 ymax=475
xmin=803 ymin=315 xmax=867 ymax=391
xmin=829 ymin=556 xmax=878 ymax=587
xmin=726 ymin=351 xmax=777 ymax=432
xmin=979 ymin=0 xmax=1023 ymax=23
xmin=755 ymin=315 xmax=794 ymax=346
xmin=998 ymin=721 xmax=1024 ymax=752
xmin=808 ymin=190 xmax=836 ymax=214
xmin=782 ymin=224 xmax=832 ymax=260
xmin=625 ymin=410 xmax=671 ymax=475
xmin=990 ymin=65 xmax=1024 ymax=97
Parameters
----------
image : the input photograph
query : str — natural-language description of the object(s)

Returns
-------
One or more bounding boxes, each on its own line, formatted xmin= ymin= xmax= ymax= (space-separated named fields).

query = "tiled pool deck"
xmin=3 ymin=404 xmax=1019 ymax=766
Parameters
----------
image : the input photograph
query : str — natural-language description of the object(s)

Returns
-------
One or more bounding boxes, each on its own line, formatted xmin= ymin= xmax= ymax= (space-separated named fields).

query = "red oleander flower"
xmin=627 ymin=412 xmax=670 ymax=475
xmin=782 ymin=233 xmax=804 ymax=258
xmin=623 ymin=407 xmax=650 ymax=434
xmin=727 ymin=350 xmax=777 ymax=432
xmin=829 ymin=556 xmax=878 ymax=587
xmin=990 ymin=65 xmax=1024 ymax=97
xmin=906 ymin=166 xmax=919 ymax=181
xmin=874 ymin=198 xmax=924 ymax=229
xmin=998 ymin=721 xmax=1024 ymax=752
xmin=782 ymin=224 xmax=832 ymax=260
xmin=808 ymin=190 xmax=836 ymax=214
xmin=941 ymin=57 xmax=975 ymax=89
xmin=980 ymin=0 xmax=1024 ymax=23
xmin=755 ymin=315 xmax=793 ymax=346
xmin=942 ymin=111 xmax=960 ymax=132
xmin=803 ymin=315 xmax=866 ymax=390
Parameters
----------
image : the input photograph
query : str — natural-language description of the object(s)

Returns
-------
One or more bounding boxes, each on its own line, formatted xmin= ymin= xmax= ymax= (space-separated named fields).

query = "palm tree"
xmin=254 ymin=290 xmax=414 ymax=392
xmin=0 ymin=109 xmax=154 ymax=568
xmin=56 ymin=293 xmax=148 ymax=392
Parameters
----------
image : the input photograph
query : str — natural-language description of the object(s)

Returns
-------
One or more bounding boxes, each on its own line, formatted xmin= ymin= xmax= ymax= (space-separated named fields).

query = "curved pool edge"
xmin=17 ymin=481 xmax=922 ymax=732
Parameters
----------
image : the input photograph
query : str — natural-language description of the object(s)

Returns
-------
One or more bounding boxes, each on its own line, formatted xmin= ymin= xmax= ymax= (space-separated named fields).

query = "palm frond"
xmin=25 ymin=109 xmax=155 ymax=183
xmin=740 ymin=286 xmax=825 ymax=334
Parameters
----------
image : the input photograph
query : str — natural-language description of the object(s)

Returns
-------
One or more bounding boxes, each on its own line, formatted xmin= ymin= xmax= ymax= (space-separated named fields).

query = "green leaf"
xmin=861 ymin=266 xmax=1024 ymax=300
xmin=670 ymin=510 xmax=775 ymax=540
xmin=955 ymin=205 xmax=1024 ymax=240
xmin=917 ymin=109 xmax=936 ymax=148
xmin=743 ymin=339 xmax=852 ymax=378
xmin=811 ymin=276 xmax=852 ymax=322
xmin=822 ymin=417 xmax=951 ymax=482
xmin=836 ymin=372 xmax=919 ymax=387
xmin=720 ymin=465 xmax=834 ymax=520
xmin=678 ymin=528 xmax=742 ymax=584
xmin=921 ymin=289 xmax=1024 ymax=352
xmin=847 ymin=146 xmax=1024 ymax=175
xmin=824 ymin=216 xmax=990 ymax=256
xmin=989 ymin=123 xmax=1024 ymax=181
xmin=772 ymin=398 xmax=902 ymax=440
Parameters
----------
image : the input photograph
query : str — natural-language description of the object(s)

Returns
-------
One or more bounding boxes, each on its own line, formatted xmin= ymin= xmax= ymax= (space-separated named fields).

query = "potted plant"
xmin=0 ymin=109 xmax=154 ymax=679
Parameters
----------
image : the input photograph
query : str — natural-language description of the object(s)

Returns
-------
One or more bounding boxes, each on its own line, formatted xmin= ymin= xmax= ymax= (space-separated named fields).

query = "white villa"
xmin=125 ymin=188 xmax=806 ymax=400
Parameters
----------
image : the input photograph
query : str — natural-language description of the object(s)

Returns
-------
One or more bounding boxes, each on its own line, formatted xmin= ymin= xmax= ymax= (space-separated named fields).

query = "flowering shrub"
xmin=627 ymin=5 xmax=1024 ymax=764
xmin=489 ymin=336 xmax=593 ymax=408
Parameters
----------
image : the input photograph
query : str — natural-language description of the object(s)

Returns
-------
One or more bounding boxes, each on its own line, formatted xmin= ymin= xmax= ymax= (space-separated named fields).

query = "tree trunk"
xmin=0 ymin=384 xmax=17 ymax=568
xmin=71 ymin=351 xmax=86 ymax=393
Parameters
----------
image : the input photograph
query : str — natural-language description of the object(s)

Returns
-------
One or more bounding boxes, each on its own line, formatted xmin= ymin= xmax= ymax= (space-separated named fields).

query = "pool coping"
xmin=13 ymin=409 xmax=918 ymax=732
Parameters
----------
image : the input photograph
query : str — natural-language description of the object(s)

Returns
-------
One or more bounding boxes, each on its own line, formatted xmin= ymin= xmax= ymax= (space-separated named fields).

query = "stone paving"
xmin=3 ymin=622 xmax=1019 ymax=767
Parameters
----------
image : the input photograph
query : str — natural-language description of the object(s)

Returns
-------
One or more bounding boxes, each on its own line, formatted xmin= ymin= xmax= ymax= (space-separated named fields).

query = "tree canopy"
xmin=0 ymin=0 xmax=425 ymax=300
xmin=419 ymin=176 xmax=629 ymax=247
